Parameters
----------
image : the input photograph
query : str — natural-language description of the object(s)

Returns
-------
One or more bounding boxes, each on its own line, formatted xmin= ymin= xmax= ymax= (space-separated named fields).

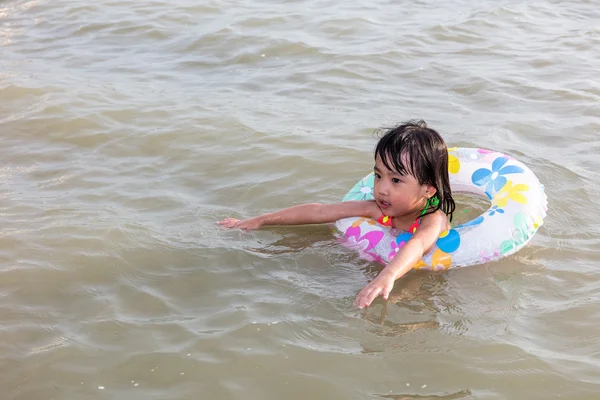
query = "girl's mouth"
xmin=378 ymin=200 xmax=391 ymax=209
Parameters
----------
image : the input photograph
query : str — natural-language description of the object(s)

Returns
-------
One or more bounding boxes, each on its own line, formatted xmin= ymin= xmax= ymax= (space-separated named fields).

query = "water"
xmin=1 ymin=0 xmax=599 ymax=398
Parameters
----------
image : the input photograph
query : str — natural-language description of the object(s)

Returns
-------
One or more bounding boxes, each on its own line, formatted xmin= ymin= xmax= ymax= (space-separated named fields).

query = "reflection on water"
xmin=377 ymin=389 xmax=472 ymax=400
xmin=360 ymin=273 xmax=445 ymax=343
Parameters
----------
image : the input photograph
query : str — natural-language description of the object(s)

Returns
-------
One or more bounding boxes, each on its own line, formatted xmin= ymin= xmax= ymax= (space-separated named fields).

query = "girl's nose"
xmin=377 ymin=181 xmax=389 ymax=195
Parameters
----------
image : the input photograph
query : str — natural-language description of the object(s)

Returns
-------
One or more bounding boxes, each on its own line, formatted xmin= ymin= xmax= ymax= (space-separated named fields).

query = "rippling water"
xmin=1 ymin=0 xmax=600 ymax=399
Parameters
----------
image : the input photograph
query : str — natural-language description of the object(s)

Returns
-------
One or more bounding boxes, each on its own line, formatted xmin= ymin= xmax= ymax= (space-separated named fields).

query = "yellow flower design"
xmin=493 ymin=180 xmax=529 ymax=207
xmin=448 ymin=149 xmax=460 ymax=174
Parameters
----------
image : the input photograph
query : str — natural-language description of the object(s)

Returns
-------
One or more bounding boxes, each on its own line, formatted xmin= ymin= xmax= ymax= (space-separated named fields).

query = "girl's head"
xmin=373 ymin=120 xmax=455 ymax=220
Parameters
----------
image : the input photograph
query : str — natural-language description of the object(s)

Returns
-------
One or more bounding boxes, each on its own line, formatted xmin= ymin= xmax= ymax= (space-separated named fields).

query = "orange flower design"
xmin=351 ymin=217 xmax=376 ymax=228
xmin=413 ymin=249 xmax=452 ymax=271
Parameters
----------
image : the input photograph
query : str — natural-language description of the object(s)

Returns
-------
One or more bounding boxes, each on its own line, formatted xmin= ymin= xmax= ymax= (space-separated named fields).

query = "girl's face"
xmin=373 ymin=155 xmax=434 ymax=218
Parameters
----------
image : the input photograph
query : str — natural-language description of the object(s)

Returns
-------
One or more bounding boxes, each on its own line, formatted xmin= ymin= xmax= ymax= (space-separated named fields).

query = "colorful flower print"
xmin=455 ymin=215 xmax=484 ymax=229
xmin=351 ymin=218 xmax=376 ymax=228
xmin=414 ymin=249 xmax=453 ymax=271
xmin=431 ymin=249 xmax=453 ymax=270
xmin=413 ymin=259 xmax=429 ymax=269
xmin=436 ymin=229 xmax=460 ymax=253
xmin=389 ymin=232 xmax=413 ymax=259
xmin=499 ymin=213 xmax=533 ymax=255
xmin=472 ymin=156 xmax=524 ymax=199
xmin=392 ymin=228 xmax=460 ymax=266
xmin=479 ymin=249 xmax=501 ymax=263
xmin=344 ymin=173 xmax=375 ymax=201
xmin=492 ymin=180 xmax=529 ymax=208
xmin=388 ymin=240 xmax=400 ymax=260
xmin=487 ymin=205 xmax=504 ymax=216
xmin=478 ymin=148 xmax=514 ymax=160
xmin=345 ymin=225 xmax=385 ymax=262
xmin=448 ymin=151 xmax=461 ymax=174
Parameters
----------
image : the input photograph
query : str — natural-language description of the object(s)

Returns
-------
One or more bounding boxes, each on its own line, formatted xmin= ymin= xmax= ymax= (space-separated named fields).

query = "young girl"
xmin=218 ymin=120 xmax=455 ymax=309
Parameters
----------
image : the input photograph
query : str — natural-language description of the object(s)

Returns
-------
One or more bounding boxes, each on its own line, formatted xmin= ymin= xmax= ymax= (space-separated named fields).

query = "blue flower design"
xmin=437 ymin=229 xmax=460 ymax=253
xmin=471 ymin=156 xmax=524 ymax=199
xmin=395 ymin=229 xmax=460 ymax=254
xmin=455 ymin=215 xmax=484 ymax=229
xmin=395 ymin=232 xmax=413 ymax=245
xmin=487 ymin=205 xmax=504 ymax=216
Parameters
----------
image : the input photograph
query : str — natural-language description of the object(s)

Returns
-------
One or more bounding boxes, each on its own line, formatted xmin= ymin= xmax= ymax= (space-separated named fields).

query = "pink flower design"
xmin=344 ymin=225 xmax=385 ymax=263
xmin=388 ymin=238 xmax=408 ymax=260
xmin=478 ymin=148 xmax=513 ymax=160
xmin=479 ymin=249 xmax=500 ymax=263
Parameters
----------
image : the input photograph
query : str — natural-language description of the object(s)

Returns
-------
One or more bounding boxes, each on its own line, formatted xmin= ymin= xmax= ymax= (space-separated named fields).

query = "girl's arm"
xmin=217 ymin=201 xmax=380 ymax=230
xmin=353 ymin=211 xmax=447 ymax=309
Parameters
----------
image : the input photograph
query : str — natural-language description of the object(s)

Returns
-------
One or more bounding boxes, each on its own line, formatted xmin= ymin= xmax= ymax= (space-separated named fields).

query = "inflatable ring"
xmin=333 ymin=147 xmax=547 ymax=270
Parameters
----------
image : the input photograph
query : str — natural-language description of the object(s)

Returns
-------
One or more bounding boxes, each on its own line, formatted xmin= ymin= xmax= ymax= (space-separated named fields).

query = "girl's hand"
xmin=354 ymin=272 xmax=396 ymax=309
xmin=217 ymin=217 xmax=263 ymax=230
xmin=352 ymin=212 xmax=447 ymax=309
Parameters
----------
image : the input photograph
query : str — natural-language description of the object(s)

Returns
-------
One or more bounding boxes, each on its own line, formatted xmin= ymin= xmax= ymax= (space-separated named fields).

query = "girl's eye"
xmin=392 ymin=178 xmax=401 ymax=183
xmin=374 ymin=173 xmax=381 ymax=179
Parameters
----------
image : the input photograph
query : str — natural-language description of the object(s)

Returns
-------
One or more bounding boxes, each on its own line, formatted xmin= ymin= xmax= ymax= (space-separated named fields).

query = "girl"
xmin=218 ymin=120 xmax=455 ymax=309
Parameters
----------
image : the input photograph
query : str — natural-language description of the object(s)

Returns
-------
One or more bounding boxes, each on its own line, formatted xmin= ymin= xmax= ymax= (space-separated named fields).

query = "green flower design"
xmin=344 ymin=173 xmax=375 ymax=201
xmin=500 ymin=213 xmax=534 ymax=255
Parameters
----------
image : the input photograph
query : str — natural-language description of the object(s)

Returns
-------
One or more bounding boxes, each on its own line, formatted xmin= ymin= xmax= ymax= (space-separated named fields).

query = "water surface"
xmin=1 ymin=0 xmax=600 ymax=399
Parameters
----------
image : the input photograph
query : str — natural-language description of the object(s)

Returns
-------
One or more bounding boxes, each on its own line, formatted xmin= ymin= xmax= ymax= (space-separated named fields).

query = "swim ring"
xmin=334 ymin=147 xmax=547 ymax=270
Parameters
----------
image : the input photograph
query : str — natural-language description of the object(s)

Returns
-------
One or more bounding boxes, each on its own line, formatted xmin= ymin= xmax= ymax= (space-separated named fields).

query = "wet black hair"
xmin=374 ymin=119 xmax=455 ymax=221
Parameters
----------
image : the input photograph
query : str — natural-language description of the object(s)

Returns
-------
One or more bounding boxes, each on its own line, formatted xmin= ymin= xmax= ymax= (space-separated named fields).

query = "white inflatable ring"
xmin=334 ymin=147 xmax=548 ymax=270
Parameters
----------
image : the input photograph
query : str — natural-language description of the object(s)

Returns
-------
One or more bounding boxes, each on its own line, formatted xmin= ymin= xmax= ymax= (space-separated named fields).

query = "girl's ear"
xmin=424 ymin=185 xmax=437 ymax=198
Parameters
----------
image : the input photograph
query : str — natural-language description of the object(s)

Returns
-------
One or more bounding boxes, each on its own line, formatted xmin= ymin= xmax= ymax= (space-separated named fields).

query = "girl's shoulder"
xmin=421 ymin=209 xmax=451 ymax=232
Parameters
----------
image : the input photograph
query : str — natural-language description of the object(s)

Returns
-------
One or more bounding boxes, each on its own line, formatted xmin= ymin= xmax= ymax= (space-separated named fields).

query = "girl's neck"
xmin=390 ymin=198 xmax=432 ymax=231
xmin=390 ymin=211 xmax=420 ymax=231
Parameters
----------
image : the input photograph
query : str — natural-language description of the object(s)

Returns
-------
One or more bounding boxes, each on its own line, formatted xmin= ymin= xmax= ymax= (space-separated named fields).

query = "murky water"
xmin=1 ymin=0 xmax=599 ymax=399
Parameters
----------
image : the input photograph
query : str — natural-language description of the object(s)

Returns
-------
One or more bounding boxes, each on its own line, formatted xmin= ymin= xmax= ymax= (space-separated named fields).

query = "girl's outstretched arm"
xmin=353 ymin=211 xmax=447 ymax=309
xmin=217 ymin=201 xmax=379 ymax=231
